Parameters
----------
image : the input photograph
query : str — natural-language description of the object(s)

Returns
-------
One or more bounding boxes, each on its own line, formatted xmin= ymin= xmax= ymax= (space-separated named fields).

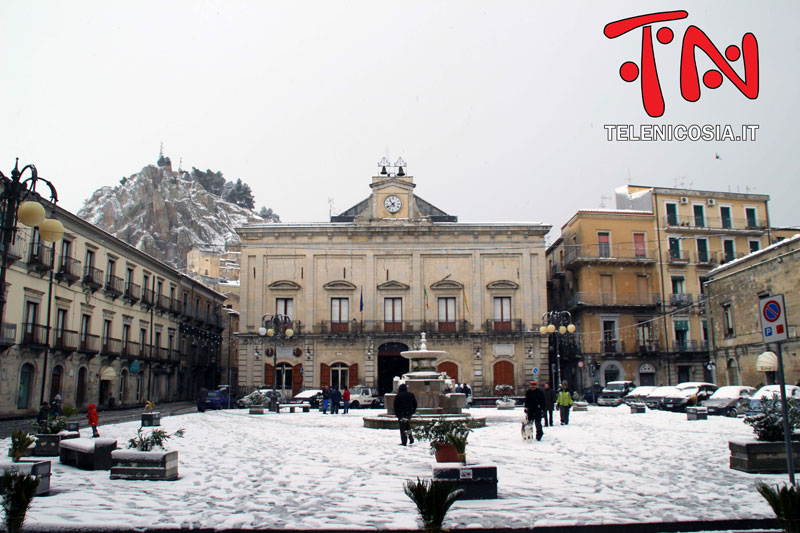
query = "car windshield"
xmin=710 ymin=386 xmax=748 ymax=399
xmin=649 ymin=387 xmax=677 ymax=397
xmin=604 ymin=382 xmax=628 ymax=391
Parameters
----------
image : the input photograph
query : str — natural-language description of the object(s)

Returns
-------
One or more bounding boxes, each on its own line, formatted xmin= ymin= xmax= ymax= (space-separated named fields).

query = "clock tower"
xmin=370 ymin=157 xmax=415 ymax=219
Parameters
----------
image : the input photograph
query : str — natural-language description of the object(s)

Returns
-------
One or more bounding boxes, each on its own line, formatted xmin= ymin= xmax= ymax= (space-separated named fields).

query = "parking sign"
xmin=759 ymin=294 xmax=789 ymax=343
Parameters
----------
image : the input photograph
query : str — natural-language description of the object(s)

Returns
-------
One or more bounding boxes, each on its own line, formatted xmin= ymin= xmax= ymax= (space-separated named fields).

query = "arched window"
xmin=76 ymin=367 xmax=88 ymax=407
xmin=17 ymin=363 xmax=35 ymax=409
xmin=50 ymin=365 xmax=64 ymax=402
xmin=493 ymin=360 xmax=514 ymax=393
xmin=330 ymin=363 xmax=349 ymax=391
xmin=437 ymin=362 xmax=458 ymax=382
xmin=119 ymin=370 xmax=128 ymax=405
xmin=727 ymin=358 xmax=740 ymax=386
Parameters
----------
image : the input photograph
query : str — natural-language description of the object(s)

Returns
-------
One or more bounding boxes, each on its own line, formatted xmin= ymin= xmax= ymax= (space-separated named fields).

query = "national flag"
xmin=359 ymin=287 xmax=363 ymax=312
xmin=715 ymin=153 xmax=722 ymax=160
xmin=462 ymin=288 xmax=470 ymax=313
xmin=424 ymin=287 xmax=429 ymax=309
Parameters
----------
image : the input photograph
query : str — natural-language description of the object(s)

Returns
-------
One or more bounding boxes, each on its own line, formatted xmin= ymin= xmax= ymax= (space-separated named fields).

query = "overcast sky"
xmin=2 ymin=1 xmax=798 ymax=240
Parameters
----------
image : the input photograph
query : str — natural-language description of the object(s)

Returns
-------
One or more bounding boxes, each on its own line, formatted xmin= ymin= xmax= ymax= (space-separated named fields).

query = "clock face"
xmin=384 ymin=195 xmax=402 ymax=213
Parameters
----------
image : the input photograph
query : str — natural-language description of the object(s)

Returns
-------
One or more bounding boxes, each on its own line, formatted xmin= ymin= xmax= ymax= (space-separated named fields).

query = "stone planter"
xmin=249 ymin=406 xmax=266 ymax=415
xmin=59 ymin=438 xmax=117 ymax=470
xmin=66 ymin=421 xmax=80 ymax=432
xmin=432 ymin=463 xmax=497 ymax=499
xmin=141 ymin=412 xmax=161 ymax=427
xmin=495 ymin=399 xmax=516 ymax=410
xmin=686 ymin=406 xmax=708 ymax=420
xmin=0 ymin=460 xmax=51 ymax=496
xmin=629 ymin=403 xmax=646 ymax=414
xmin=110 ymin=449 xmax=179 ymax=481
xmin=729 ymin=437 xmax=800 ymax=474
xmin=573 ymin=401 xmax=589 ymax=412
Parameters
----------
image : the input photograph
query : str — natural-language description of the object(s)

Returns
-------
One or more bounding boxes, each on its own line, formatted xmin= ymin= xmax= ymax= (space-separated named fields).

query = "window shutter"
xmin=348 ymin=363 xmax=359 ymax=388
xmin=292 ymin=363 xmax=303 ymax=394
xmin=264 ymin=364 xmax=274 ymax=387
xmin=320 ymin=363 xmax=331 ymax=388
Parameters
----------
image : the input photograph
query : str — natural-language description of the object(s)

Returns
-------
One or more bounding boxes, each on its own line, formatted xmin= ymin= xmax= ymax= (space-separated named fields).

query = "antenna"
xmin=599 ymin=195 xmax=611 ymax=208
xmin=159 ymin=142 xmax=164 ymax=159
xmin=627 ymin=168 xmax=632 ymax=184
xmin=328 ymin=197 xmax=336 ymax=218
xmin=178 ymin=157 xmax=183 ymax=172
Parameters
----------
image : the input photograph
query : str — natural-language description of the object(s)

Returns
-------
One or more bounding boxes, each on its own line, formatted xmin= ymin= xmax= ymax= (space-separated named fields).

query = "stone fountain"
xmin=363 ymin=333 xmax=485 ymax=429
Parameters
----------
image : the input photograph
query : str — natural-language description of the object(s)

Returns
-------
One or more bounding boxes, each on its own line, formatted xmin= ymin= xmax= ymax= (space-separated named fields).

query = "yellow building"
xmin=236 ymin=164 xmax=551 ymax=398
xmin=547 ymin=185 xmax=772 ymax=389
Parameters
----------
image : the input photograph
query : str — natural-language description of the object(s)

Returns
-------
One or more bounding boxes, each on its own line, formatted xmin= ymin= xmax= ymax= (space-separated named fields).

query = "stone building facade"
xmin=705 ymin=234 xmax=800 ymax=388
xmin=0 ymin=197 xmax=226 ymax=416
xmin=236 ymin=168 xmax=551 ymax=398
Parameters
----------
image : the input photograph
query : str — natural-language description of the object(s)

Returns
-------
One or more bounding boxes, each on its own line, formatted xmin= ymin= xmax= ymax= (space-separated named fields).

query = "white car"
xmin=746 ymin=384 xmax=800 ymax=415
xmin=348 ymin=386 xmax=383 ymax=409
xmin=623 ymin=386 xmax=658 ymax=405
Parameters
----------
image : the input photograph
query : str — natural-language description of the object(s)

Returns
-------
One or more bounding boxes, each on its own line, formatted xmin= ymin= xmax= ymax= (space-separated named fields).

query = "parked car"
xmin=580 ymin=384 xmax=604 ymax=404
xmin=597 ymin=391 xmax=626 ymax=407
xmin=644 ymin=386 xmax=679 ymax=410
xmin=703 ymin=385 xmax=756 ymax=417
xmin=204 ymin=389 xmax=237 ymax=410
xmin=662 ymin=382 xmax=718 ymax=412
xmin=348 ymin=386 xmax=383 ymax=409
xmin=623 ymin=386 xmax=658 ymax=405
xmin=746 ymin=384 xmax=800 ymax=416
xmin=236 ymin=389 xmax=285 ymax=408
xmin=285 ymin=389 xmax=323 ymax=409
xmin=603 ymin=381 xmax=636 ymax=395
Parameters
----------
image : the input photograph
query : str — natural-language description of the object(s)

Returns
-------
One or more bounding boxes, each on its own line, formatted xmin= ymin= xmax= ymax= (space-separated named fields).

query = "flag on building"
xmin=424 ymin=287 xmax=429 ymax=309
xmin=359 ymin=287 xmax=363 ymax=312
xmin=462 ymin=288 xmax=470 ymax=313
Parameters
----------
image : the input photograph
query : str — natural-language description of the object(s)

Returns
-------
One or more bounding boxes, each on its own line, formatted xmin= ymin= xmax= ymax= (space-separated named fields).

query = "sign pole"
xmin=774 ymin=342 xmax=796 ymax=486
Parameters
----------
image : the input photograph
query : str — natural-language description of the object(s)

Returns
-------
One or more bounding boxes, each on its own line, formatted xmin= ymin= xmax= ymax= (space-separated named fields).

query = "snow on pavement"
xmin=8 ymin=405 xmax=784 ymax=530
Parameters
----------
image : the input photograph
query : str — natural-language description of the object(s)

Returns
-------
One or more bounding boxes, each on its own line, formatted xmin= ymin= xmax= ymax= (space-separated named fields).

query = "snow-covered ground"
xmin=9 ymin=405 xmax=785 ymax=530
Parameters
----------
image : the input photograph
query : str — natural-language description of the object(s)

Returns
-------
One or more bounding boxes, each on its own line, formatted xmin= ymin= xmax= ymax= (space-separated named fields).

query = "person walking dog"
xmin=524 ymin=381 xmax=545 ymax=441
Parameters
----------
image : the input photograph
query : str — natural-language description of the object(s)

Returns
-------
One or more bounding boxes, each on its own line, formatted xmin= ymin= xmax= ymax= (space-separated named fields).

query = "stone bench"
xmin=432 ymin=463 xmax=498 ymax=500
xmin=59 ymin=438 xmax=118 ymax=470
xmin=110 ymin=450 xmax=179 ymax=481
xmin=279 ymin=405 xmax=310 ymax=413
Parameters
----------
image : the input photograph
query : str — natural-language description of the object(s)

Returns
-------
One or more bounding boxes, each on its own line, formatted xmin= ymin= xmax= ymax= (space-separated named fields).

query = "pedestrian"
xmin=37 ymin=402 xmax=50 ymax=425
xmin=330 ymin=386 xmax=342 ymax=415
xmin=322 ymin=386 xmax=330 ymax=414
xmin=342 ymin=387 xmax=351 ymax=414
xmin=557 ymin=381 xmax=574 ymax=425
xmin=50 ymin=394 xmax=62 ymax=417
xmin=455 ymin=383 xmax=464 ymax=394
xmin=393 ymin=383 xmax=417 ymax=446
xmin=87 ymin=403 xmax=100 ymax=437
xmin=197 ymin=387 xmax=208 ymax=412
xmin=463 ymin=383 xmax=472 ymax=407
xmin=543 ymin=382 xmax=556 ymax=427
xmin=524 ymin=381 xmax=545 ymax=441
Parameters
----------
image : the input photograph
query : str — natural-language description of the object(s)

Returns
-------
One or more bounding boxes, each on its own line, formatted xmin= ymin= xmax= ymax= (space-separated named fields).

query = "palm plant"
xmin=1 ymin=471 xmax=40 ymax=533
xmin=403 ymin=477 xmax=462 ymax=533
xmin=756 ymin=481 xmax=800 ymax=533
xmin=9 ymin=432 xmax=35 ymax=463
xmin=127 ymin=427 xmax=185 ymax=451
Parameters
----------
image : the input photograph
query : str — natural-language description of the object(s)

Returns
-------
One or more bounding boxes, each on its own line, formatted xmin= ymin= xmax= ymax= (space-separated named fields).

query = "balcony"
xmin=104 ymin=275 xmax=124 ymax=300
xmin=601 ymin=339 xmax=625 ymax=354
xmin=663 ymin=214 xmax=767 ymax=232
xmin=53 ymin=330 xmax=78 ymax=353
xmin=694 ymin=250 xmax=719 ymax=266
xmin=78 ymin=334 xmax=101 ymax=356
xmin=21 ymin=323 xmax=49 ymax=348
xmin=122 ymin=342 xmax=139 ymax=359
xmin=124 ymin=282 xmax=141 ymax=303
xmin=485 ymin=319 xmax=524 ymax=334
xmin=567 ymin=292 xmax=660 ymax=309
xmin=3 ymin=228 xmax=28 ymax=266
xmin=27 ymin=243 xmax=54 ymax=275
xmin=101 ymin=337 xmax=122 ymax=357
xmin=157 ymin=294 xmax=171 ymax=313
xmin=141 ymin=289 xmax=155 ymax=308
xmin=82 ymin=266 xmax=104 ymax=292
xmin=666 ymin=250 xmax=690 ymax=264
xmin=564 ymin=244 xmax=656 ymax=269
xmin=673 ymin=339 xmax=704 ymax=352
xmin=550 ymin=260 xmax=565 ymax=278
xmin=55 ymin=256 xmax=82 ymax=285
xmin=0 ymin=323 xmax=16 ymax=349
xmin=670 ymin=293 xmax=694 ymax=307
xmin=169 ymin=298 xmax=181 ymax=315
xmin=636 ymin=341 xmax=658 ymax=354
xmin=384 ymin=321 xmax=403 ymax=333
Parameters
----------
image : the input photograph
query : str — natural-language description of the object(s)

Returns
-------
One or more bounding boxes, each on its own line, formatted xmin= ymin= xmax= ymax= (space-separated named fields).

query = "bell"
xmin=380 ymin=166 xmax=387 ymax=175
xmin=397 ymin=166 xmax=405 ymax=176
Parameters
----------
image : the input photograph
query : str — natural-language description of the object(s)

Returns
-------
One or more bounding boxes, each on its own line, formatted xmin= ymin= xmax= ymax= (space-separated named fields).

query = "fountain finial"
xmin=419 ymin=332 xmax=427 ymax=351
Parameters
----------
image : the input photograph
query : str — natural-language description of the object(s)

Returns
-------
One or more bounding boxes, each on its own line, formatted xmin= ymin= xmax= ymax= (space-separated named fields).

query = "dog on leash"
xmin=521 ymin=419 xmax=534 ymax=441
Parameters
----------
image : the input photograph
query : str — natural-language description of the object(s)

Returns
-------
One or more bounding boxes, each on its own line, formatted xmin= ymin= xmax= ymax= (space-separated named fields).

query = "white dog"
xmin=521 ymin=419 xmax=534 ymax=441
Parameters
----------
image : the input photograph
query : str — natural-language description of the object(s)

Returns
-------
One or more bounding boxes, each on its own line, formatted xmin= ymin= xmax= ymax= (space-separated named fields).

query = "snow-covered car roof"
xmin=751 ymin=384 xmax=800 ymax=400
xmin=709 ymin=386 xmax=756 ymax=399
xmin=647 ymin=386 xmax=678 ymax=396
xmin=292 ymin=389 xmax=322 ymax=399
xmin=625 ymin=386 xmax=658 ymax=397
xmin=675 ymin=382 xmax=714 ymax=390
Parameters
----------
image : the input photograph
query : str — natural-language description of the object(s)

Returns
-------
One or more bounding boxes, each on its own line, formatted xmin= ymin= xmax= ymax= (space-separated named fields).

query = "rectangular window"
xmin=331 ymin=298 xmax=349 ymax=333
xmin=674 ymin=319 xmax=689 ymax=350
xmin=597 ymin=232 xmax=610 ymax=258
xmin=600 ymin=274 xmax=613 ymax=304
xmin=745 ymin=207 xmax=758 ymax=229
xmin=668 ymin=237 xmax=682 ymax=260
xmin=155 ymin=331 xmax=162 ymax=358
xmin=122 ymin=324 xmax=130 ymax=354
xmin=107 ymin=259 xmax=116 ymax=277
xmin=636 ymin=322 xmax=653 ymax=351
xmin=80 ymin=314 xmax=90 ymax=342
xmin=85 ymin=249 xmax=94 ymax=268
xmin=438 ymin=297 xmax=456 ymax=332
xmin=330 ymin=365 xmax=348 ymax=391
xmin=276 ymin=298 xmax=294 ymax=322
xmin=749 ymin=240 xmax=760 ymax=253
xmin=633 ymin=233 xmax=646 ymax=258
xmin=671 ymin=276 xmax=685 ymax=294
xmin=723 ymin=239 xmax=735 ymax=263
xmin=56 ymin=309 xmax=67 ymax=338
xmin=24 ymin=302 xmax=38 ymax=338
xmin=720 ymin=206 xmax=732 ymax=229
xmin=693 ymin=204 xmax=705 ymax=227
xmin=603 ymin=320 xmax=617 ymax=353
xmin=696 ymin=239 xmax=709 ymax=263
xmin=493 ymin=297 xmax=511 ymax=331
xmin=722 ymin=304 xmax=734 ymax=337
xmin=125 ymin=267 xmax=133 ymax=288
xmin=384 ymin=298 xmax=402 ymax=332
xmin=102 ymin=319 xmax=111 ymax=346
xmin=277 ymin=364 xmax=293 ymax=390
xmin=666 ymin=203 xmax=678 ymax=226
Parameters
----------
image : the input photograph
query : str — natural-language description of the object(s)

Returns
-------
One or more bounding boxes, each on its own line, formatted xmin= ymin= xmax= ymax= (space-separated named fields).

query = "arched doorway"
xmin=17 ymin=363 xmax=35 ymax=409
xmin=50 ymin=365 xmax=63 ymax=401
xmin=638 ymin=363 xmax=656 ymax=386
xmin=493 ymin=360 xmax=514 ymax=394
xmin=276 ymin=362 xmax=293 ymax=397
xmin=600 ymin=361 xmax=623 ymax=386
xmin=727 ymin=358 xmax=740 ymax=385
xmin=119 ymin=369 xmax=128 ymax=405
xmin=377 ymin=342 xmax=409 ymax=396
xmin=76 ymin=367 xmax=88 ymax=407
xmin=437 ymin=361 xmax=458 ymax=382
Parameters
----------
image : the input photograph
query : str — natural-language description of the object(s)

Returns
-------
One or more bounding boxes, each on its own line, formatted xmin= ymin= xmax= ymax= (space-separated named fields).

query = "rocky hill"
xmin=77 ymin=157 xmax=274 ymax=270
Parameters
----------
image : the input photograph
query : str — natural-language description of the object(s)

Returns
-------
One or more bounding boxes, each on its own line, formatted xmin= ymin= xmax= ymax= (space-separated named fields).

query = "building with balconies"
xmin=236 ymin=163 xmax=551 ymax=398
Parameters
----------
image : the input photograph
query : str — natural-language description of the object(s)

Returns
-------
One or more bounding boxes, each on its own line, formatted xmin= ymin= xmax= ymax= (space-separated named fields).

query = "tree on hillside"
xmin=190 ymin=168 xmax=226 ymax=196
xmin=258 ymin=206 xmax=281 ymax=222
xmin=223 ymin=179 xmax=255 ymax=209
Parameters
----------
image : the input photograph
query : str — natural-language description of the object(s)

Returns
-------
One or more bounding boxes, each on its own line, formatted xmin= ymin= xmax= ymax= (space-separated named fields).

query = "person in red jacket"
xmin=87 ymin=404 xmax=100 ymax=437
xmin=342 ymin=388 xmax=351 ymax=414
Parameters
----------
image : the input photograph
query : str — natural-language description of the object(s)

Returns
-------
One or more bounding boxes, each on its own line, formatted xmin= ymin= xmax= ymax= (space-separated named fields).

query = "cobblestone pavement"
xmin=0 ymin=402 xmax=198 ymax=438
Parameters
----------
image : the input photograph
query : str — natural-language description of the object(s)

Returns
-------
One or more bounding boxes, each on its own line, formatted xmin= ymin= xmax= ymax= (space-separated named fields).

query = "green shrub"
xmin=127 ymin=427 xmax=185 ymax=451
xmin=8 ymin=432 xmax=35 ymax=463
xmin=744 ymin=397 xmax=800 ymax=442
xmin=410 ymin=419 xmax=473 ymax=455
xmin=403 ymin=477 xmax=462 ymax=533
xmin=756 ymin=481 xmax=800 ymax=533
xmin=1 ymin=471 xmax=40 ymax=533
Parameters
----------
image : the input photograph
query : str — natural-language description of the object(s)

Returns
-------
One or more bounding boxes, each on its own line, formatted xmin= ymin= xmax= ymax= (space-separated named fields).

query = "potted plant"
xmin=629 ymin=395 xmax=646 ymax=414
xmin=7 ymin=432 xmax=34 ymax=464
xmin=494 ymin=385 xmax=515 ymax=410
xmin=685 ymin=395 xmax=708 ymax=420
xmin=2 ymin=432 xmax=51 ymax=496
xmin=411 ymin=419 xmax=472 ymax=464
xmin=403 ymin=477 xmax=462 ymax=533
xmin=30 ymin=410 xmax=78 ymax=457
xmin=756 ymin=481 xmax=800 ymax=533
xmin=244 ymin=391 xmax=268 ymax=414
xmin=110 ymin=427 xmax=184 ymax=481
xmin=729 ymin=396 xmax=800 ymax=473
xmin=141 ymin=401 xmax=160 ymax=426
xmin=1 ymin=471 xmax=40 ymax=533
xmin=572 ymin=390 xmax=589 ymax=411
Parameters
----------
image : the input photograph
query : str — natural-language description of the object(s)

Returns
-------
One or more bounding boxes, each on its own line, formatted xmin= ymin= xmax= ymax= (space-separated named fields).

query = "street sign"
xmin=577 ymin=361 xmax=584 ymax=368
xmin=759 ymin=294 xmax=789 ymax=343
xmin=532 ymin=367 xmax=539 ymax=375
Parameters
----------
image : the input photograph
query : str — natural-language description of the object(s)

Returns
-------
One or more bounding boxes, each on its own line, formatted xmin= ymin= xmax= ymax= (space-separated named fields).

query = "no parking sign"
xmin=759 ymin=294 xmax=788 ymax=343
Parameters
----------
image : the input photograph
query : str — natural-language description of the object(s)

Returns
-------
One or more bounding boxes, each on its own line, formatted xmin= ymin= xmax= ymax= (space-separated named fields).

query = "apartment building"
xmin=0 ymin=198 xmax=226 ymax=416
xmin=546 ymin=184 xmax=772 ymax=389
xmin=236 ymin=165 xmax=551 ymax=398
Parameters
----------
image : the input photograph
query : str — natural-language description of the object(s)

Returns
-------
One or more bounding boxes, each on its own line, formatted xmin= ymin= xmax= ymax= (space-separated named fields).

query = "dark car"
xmin=581 ymin=385 xmax=604 ymax=404
xmin=204 ymin=389 xmax=237 ymax=410
xmin=644 ymin=386 xmax=679 ymax=410
xmin=703 ymin=385 xmax=756 ymax=417
xmin=662 ymin=382 xmax=717 ymax=412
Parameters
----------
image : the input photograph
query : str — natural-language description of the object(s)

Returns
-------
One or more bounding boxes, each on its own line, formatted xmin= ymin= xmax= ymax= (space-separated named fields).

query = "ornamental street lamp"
xmin=539 ymin=311 xmax=576 ymax=389
xmin=258 ymin=313 xmax=293 ymax=410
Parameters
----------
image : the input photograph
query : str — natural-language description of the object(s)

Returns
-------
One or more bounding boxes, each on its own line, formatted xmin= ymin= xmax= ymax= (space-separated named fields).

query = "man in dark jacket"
xmin=393 ymin=383 xmax=417 ymax=446
xmin=542 ymin=382 xmax=557 ymax=427
xmin=524 ymin=381 xmax=545 ymax=441
xmin=329 ymin=387 xmax=342 ymax=415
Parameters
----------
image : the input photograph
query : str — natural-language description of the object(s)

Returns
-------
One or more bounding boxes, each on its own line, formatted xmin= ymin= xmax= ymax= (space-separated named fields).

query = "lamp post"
xmin=539 ymin=311 xmax=576 ymax=389
xmin=0 ymin=159 xmax=63 ymax=407
xmin=258 ymin=313 xmax=293 ymax=410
